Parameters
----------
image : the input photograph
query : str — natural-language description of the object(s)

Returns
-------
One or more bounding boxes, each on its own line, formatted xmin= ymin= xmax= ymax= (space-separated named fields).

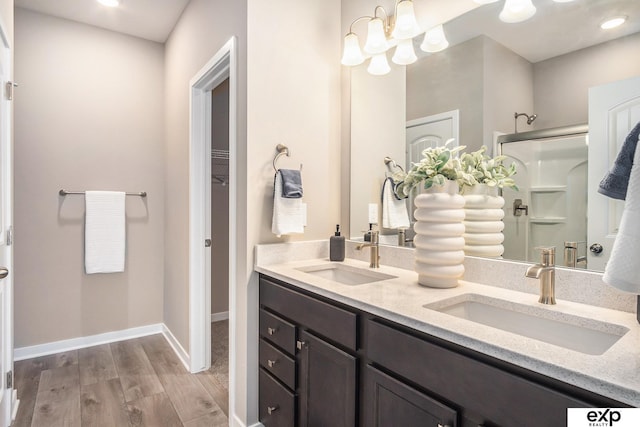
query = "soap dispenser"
xmin=330 ymin=224 xmax=345 ymax=261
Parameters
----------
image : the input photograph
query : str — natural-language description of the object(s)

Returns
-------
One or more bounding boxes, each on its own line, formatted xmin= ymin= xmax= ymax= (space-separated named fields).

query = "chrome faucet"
xmin=397 ymin=228 xmax=414 ymax=247
xmin=356 ymin=230 xmax=380 ymax=268
xmin=525 ymin=247 xmax=556 ymax=305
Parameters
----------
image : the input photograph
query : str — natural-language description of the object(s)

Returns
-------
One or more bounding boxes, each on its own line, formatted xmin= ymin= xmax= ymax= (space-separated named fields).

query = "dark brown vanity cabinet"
xmin=259 ymin=276 xmax=358 ymax=427
xmin=259 ymin=274 xmax=626 ymax=427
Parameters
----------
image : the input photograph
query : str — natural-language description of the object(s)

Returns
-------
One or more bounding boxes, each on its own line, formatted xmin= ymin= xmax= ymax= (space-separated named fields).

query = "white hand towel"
xmin=272 ymin=171 xmax=304 ymax=237
xmin=382 ymin=178 xmax=410 ymax=229
xmin=85 ymin=191 xmax=126 ymax=274
xmin=603 ymin=143 xmax=640 ymax=293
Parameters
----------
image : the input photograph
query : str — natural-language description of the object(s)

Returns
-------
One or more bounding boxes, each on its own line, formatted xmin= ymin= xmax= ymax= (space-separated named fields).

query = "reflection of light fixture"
xmin=342 ymin=1 xmax=440 ymax=75
xmin=499 ymin=0 xmax=537 ymax=23
xmin=420 ymin=25 xmax=449 ymax=53
xmin=392 ymin=39 xmax=418 ymax=65
xmin=368 ymin=53 xmax=391 ymax=75
xmin=601 ymin=16 xmax=627 ymax=30
xmin=97 ymin=0 xmax=120 ymax=7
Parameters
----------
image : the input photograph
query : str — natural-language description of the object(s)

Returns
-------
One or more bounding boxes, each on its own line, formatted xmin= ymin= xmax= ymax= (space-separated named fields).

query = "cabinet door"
xmin=363 ymin=365 xmax=458 ymax=427
xmin=297 ymin=330 xmax=356 ymax=427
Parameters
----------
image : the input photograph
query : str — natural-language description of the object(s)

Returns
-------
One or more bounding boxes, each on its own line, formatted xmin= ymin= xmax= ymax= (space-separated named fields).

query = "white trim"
xmin=14 ymin=323 xmax=164 ymax=361
xmin=406 ymin=109 xmax=460 ymax=133
xmin=188 ymin=40 xmax=238 ymax=427
xmin=233 ymin=414 xmax=262 ymax=427
xmin=161 ymin=324 xmax=190 ymax=371
xmin=210 ymin=311 xmax=229 ymax=323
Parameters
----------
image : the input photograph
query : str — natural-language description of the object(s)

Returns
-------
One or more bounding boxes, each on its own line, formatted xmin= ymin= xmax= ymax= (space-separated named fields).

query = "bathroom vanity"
xmin=255 ymin=242 xmax=640 ymax=427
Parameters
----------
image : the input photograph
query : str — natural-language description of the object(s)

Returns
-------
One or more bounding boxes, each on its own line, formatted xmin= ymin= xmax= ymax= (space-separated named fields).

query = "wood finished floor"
xmin=13 ymin=321 xmax=229 ymax=427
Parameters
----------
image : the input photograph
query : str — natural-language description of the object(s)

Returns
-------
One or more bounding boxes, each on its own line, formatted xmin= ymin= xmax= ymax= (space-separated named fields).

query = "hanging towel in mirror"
xmin=598 ymin=121 xmax=640 ymax=200
xmin=85 ymin=191 xmax=126 ymax=274
xmin=603 ymin=141 xmax=640 ymax=293
xmin=381 ymin=178 xmax=410 ymax=229
xmin=272 ymin=170 xmax=304 ymax=236
xmin=279 ymin=169 xmax=303 ymax=198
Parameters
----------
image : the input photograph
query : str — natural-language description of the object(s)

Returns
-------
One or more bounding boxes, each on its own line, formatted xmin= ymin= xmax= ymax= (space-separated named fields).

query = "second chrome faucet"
xmin=356 ymin=230 xmax=380 ymax=268
xmin=525 ymin=247 xmax=556 ymax=305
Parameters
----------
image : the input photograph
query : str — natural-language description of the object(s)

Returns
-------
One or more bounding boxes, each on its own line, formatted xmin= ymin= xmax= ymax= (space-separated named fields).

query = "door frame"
xmin=188 ymin=36 xmax=237 ymax=403
xmin=0 ymin=15 xmax=12 ymax=426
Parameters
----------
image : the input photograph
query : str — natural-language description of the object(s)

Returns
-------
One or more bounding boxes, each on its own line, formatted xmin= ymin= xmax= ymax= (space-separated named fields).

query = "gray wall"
xmin=14 ymin=8 xmax=165 ymax=347
xmin=407 ymin=36 xmax=484 ymax=151
xmin=533 ymin=32 xmax=640 ymax=129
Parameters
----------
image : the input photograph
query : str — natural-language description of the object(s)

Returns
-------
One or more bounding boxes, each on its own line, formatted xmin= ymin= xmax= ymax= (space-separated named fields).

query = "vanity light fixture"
xmin=499 ymin=0 xmax=537 ymax=23
xmin=600 ymin=16 xmax=627 ymax=30
xmin=342 ymin=0 xmax=449 ymax=76
xmin=97 ymin=0 xmax=120 ymax=7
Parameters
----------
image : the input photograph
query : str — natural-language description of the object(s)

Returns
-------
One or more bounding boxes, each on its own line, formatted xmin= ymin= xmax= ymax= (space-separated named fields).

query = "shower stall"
xmin=497 ymin=125 xmax=588 ymax=268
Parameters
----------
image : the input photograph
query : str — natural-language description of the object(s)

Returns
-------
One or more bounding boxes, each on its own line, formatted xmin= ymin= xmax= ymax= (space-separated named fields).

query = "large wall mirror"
xmin=350 ymin=0 xmax=640 ymax=272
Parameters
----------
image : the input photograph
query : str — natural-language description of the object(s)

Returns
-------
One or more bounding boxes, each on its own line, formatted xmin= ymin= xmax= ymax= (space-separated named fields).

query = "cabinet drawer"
xmin=260 ymin=308 xmax=296 ymax=355
xmin=260 ymin=277 xmax=357 ymax=351
xmin=260 ymin=339 xmax=295 ymax=390
xmin=363 ymin=364 xmax=458 ymax=427
xmin=259 ymin=368 xmax=295 ymax=427
xmin=366 ymin=319 xmax=591 ymax=427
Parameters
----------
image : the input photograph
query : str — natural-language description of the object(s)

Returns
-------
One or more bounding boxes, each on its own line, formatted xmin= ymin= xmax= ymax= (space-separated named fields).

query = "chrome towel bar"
xmin=59 ymin=189 xmax=147 ymax=197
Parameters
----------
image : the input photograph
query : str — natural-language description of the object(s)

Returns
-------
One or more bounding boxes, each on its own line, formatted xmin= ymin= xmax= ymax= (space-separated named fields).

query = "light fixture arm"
xmin=348 ymin=16 xmax=375 ymax=34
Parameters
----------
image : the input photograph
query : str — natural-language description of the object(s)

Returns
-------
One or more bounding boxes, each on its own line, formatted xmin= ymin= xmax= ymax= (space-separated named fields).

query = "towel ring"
xmin=273 ymin=144 xmax=302 ymax=172
xmin=384 ymin=156 xmax=405 ymax=174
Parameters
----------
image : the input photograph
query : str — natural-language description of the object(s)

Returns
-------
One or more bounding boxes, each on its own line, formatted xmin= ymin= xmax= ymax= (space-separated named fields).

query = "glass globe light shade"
xmin=391 ymin=0 xmax=421 ymax=40
xmin=364 ymin=18 xmax=389 ymax=54
xmin=420 ymin=25 xmax=449 ymax=53
xmin=392 ymin=39 xmax=417 ymax=65
xmin=499 ymin=0 xmax=537 ymax=24
xmin=367 ymin=53 xmax=391 ymax=76
xmin=341 ymin=33 xmax=365 ymax=66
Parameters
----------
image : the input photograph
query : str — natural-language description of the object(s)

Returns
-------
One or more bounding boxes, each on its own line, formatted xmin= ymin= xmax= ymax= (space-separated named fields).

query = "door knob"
xmin=204 ymin=239 xmax=212 ymax=247
xmin=0 ymin=267 xmax=8 ymax=279
xmin=590 ymin=243 xmax=603 ymax=254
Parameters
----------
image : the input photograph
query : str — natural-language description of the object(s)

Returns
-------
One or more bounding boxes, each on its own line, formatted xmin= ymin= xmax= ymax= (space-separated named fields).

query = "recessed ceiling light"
xmin=97 ymin=0 xmax=120 ymax=7
xmin=600 ymin=16 xmax=627 ymax=30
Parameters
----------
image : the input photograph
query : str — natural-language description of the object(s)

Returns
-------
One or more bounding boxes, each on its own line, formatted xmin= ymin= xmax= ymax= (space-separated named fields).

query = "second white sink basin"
xmin=425 ymin=293 xmax=629 ymax=355
xmin=296 ymin=263 xmax=397 ymax=286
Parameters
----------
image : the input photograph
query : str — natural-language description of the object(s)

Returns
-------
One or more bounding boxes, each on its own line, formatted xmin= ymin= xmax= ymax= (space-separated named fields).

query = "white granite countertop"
xmin=255 ymin=251 xmax=640 ymax=407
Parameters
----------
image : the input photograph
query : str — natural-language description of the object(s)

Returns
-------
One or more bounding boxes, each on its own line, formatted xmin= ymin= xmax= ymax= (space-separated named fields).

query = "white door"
xmin=406 ymin=110 xmax=459 ymax=219
xmin=588 ymin=76 xmax=640 ymax=271
xmin=0 ymin=24 xmax=13 ymax=427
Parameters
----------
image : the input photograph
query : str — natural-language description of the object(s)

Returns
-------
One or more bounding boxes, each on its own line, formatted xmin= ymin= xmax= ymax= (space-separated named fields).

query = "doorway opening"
xmin=188 ymin=37 xmax=237 ymax=421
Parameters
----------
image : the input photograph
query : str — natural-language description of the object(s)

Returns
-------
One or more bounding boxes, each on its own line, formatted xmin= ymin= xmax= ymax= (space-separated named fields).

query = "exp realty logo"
xmin=568 ymin=408 xmax=640 ymax=427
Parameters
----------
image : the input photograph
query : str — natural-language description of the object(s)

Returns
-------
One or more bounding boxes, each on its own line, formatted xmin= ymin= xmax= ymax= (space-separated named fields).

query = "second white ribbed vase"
xmin=413 ymin=180 xmax=465 ymax=288
xmin=463 ymin=184 xmax=505 ymax=258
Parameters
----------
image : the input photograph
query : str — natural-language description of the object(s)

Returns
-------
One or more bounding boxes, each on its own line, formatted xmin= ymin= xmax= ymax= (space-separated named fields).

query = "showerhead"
xmin=527 ymin=114 xmax=537 ymax=125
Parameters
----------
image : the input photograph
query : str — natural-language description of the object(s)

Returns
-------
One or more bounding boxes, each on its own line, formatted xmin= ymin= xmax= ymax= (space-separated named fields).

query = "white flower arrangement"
xmin=459 ymin=146 xmax=518 ymax=191
xmin=393 ymin=141 xmax=518 ymax=198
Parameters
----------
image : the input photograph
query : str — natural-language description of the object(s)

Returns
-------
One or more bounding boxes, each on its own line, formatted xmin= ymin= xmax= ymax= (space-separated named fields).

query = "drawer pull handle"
xmin=267 ymin=405 xmax=279 ymax=415
xmin=267 ymin=327 xmax=278 ymax=335
xmin=267 ymin=359 xmax=277 ymax=367
xmin=437 ymin=424 xmax=450 ymax=427
xmin=296 ymin=340 xmax=307 ymax=350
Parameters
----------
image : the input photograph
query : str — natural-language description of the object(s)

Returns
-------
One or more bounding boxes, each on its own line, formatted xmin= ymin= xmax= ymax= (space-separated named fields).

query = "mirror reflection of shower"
xmin=514 ymin=112 xmax=537 ymax=133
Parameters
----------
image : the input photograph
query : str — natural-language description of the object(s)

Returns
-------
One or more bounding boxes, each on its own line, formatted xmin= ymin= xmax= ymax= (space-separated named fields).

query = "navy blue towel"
xmin=598 ymin=121 xmax=640 ymax=201
xmin=278 ymin=169 xmax=303 ymax=199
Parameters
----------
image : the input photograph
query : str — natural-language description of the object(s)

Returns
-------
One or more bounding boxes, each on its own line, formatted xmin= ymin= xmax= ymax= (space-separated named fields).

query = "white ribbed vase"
xmin=463 ymin=184 xmax=505 ymax=258
xmin=413 ymin=180 xmax=465 ymax=288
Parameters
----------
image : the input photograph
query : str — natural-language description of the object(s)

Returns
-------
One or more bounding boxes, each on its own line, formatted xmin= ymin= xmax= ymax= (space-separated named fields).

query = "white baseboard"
xmin=14 ymin=323 xmax=164 ymax=361
xmin=210 ymin=311 xmax=229 ymax=323
xmin=162 ymin=324 xmax=190 ymax=371
xmin=233 ymin=414 xmax=262 ymax=427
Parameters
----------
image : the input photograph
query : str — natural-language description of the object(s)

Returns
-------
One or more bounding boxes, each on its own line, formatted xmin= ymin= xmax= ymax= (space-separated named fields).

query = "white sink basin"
xmin=296 ymin=263 xmax=397 ymax=286
xmin=424 ymin=294 xmax=629 ymax=355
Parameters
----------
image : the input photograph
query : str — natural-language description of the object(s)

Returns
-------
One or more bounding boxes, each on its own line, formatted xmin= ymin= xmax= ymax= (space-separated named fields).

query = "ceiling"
xmin=14 ymin=0 xmax=190 ymax=43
